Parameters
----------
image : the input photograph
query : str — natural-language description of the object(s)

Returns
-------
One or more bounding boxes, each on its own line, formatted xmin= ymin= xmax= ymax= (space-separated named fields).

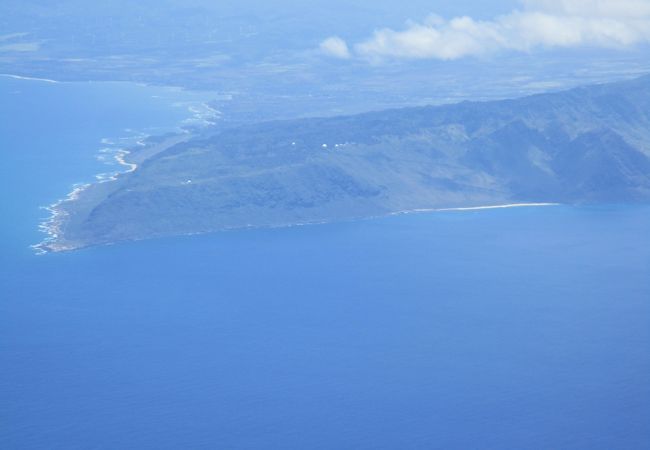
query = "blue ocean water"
xmin=1 ymin=76 xmax=649 ymax=449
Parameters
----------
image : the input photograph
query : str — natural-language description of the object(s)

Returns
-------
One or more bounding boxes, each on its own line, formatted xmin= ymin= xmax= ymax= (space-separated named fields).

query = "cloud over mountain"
xmin=319 ymin=36 xmax=351 ymax=59
xmin=321 ymin=0 xmax=650 ymax=61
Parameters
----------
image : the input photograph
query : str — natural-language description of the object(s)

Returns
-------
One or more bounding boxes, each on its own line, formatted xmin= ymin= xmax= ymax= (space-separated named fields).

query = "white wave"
xmin=393 ymin=203 xmax=561 ymax=216
xmin=436 ymin=203 xmax=560 ymax=211
xmin=32 ymin=85 xmax=223 ymax=253
xmin=0 ymin=73 xmax=59 ymax=84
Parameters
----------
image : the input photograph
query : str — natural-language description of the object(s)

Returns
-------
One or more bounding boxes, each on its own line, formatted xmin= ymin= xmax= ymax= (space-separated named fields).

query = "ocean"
xmin=1 ymin=76 xmax=649 ymax=449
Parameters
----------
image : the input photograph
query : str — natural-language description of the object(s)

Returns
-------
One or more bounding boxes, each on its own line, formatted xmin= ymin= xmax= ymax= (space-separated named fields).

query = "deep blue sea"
xmin=1 ymin=76 xmax=649 ymax=450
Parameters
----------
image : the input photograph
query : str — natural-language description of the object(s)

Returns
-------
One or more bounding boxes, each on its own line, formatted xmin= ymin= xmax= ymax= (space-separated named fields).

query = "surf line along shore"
xmin=32 ymin=133 xmax=192 ymax=254
xmin=390 ymin=203 xmax=561 ymax=217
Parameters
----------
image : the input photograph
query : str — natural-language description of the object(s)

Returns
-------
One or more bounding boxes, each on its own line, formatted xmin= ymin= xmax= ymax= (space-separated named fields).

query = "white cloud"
xmin=522 ymin=0 xmax=650 ymax=17
xmin=319 ymin=36 xmax=351 ymax=59
xmin=323 ymin=0 xmax=650 ymax=61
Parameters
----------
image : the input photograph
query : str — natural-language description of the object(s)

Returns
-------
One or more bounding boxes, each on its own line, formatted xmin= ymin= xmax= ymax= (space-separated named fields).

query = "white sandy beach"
xmin=436 ymin=203 xmax=560 ymax=211
xmin=0 ymin=73 xmax=59 ymax=83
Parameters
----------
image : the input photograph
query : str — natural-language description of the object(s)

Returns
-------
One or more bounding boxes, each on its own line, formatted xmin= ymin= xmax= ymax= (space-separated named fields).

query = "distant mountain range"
xmin=44 ymin=75 xmax=650 ymax=251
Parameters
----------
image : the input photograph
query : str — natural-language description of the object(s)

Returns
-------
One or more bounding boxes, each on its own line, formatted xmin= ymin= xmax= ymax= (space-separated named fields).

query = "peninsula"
xmin=38 ymin=75 xmax=650 ymax=252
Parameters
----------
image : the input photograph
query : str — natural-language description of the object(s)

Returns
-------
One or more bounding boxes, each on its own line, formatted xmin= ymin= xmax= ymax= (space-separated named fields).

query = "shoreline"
xmin=386 ymin=202 xmax=561 ymax=219
xmin=32 ymin=139 xmax=148 ymax=254
xmin=32 ymin=133 xmax=193 ymax=255
xmin=0 ymin=73 xmax=60 ymax=83
xmin=22 ymin=76 xmax=219 ymax=255
xmin=419 ymin=203 xmax=559 ymax=212
xmin=37 ymin=201 xmax=563 ymax=254
xmin=31 ymin=183 xmax=93 ymax=255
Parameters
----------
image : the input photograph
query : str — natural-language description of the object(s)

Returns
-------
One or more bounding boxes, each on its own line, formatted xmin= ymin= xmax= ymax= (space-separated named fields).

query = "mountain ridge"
xmin=40 ymin=75 xmax=650 ymax=252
